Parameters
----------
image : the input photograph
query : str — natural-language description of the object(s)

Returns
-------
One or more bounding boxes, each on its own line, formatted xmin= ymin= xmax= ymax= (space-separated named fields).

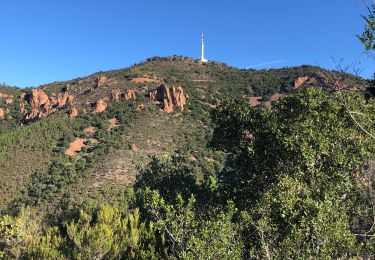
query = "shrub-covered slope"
xmin=0 ymin=56 xmax=368 ymax=212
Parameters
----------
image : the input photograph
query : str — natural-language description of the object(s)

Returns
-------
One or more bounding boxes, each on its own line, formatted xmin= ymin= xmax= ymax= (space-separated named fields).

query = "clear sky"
xmin=0 ymin=0 xmax=374 ymax=87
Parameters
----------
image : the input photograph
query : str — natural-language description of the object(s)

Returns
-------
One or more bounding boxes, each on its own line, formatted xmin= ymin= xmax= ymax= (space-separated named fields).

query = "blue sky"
xmin=0 ymin=0 xmax=373 ymax=87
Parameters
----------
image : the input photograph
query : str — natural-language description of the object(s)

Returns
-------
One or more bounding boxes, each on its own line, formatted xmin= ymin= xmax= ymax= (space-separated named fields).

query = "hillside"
xmin=0 ymin=56 xmax=374 ymax=259
xmin=0 ymin=56 xmax=368 ymax=212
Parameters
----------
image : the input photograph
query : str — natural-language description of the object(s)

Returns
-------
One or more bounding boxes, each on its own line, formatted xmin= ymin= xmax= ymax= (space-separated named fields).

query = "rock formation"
xmin=124 ymin=90 xmax=136 ymax=101
xmin=149 ymin=85 xmax=186 ymax=113
xmin=170 ymin=86 xmax=186 ymax=111
xmin=5 ymin=98 xmax=13 ymax=105
xmin=96 ymin=76 xmax=107 ymax=88
xmin=30 ymin=89 xmax=49 ymax=108
xmin=111 ymin=89 xmax=120 ymax=101
xmin=265 ymin=93 xmax=285 ymax=108
xmin=19 ymin=93 xmax=26 ymax=114
xmin=69 ymin=107 xmax=78 ymax=118
xmin=249 ymin=96 xmax=262 ymax=107
xmin=0 ymin=108 xmax=4 ymax=120
xmin=149 ymin=89 xmax=158 ymax=101
xmin=57 ymin=92 xmax=70 ymax=107
xmin=294 ymin=76 xmax=309 ymax=89
xmin=19 ymin=88 xmax=76 ymax=122
xmin=25 ymin=108 xmax=41 ymax=121
xmin=67 ymin=94 xmax=75 ymax=105
xmin=94 ymin=99 xmax=107 ymax=113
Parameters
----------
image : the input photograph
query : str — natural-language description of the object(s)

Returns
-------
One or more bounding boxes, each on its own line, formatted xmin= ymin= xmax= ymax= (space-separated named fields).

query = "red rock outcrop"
xmin=159 ymin=85 xmax=174 ymax=113
xmin=68 ymin=94 xmax=75 ymax=105
xmin=249 ymin=96 xmax=262 ymax=107
xmin=170 ymin=86 xmax=186 ymax=111
xmin=30 ymin=89 xmax=49 ymax=108
xmin=94 ymin=99 xmax=107 ymax=113
xmin=96 ymin=76 xmax=107 ymax=88
xmin=265 ymin=93 xmax=285 ymax=108
xmin=57 ymin=92 xmax=69 ymax=107
xmin=149 ymin=85 xmax=186 ymax=113
xmin=0 ymin=108 xmax=4 ymax=120
xmin=25 ymin=108 xmax=41 ymax=121
xmin=19 ymin=88 xmax=75 ymax=121
xmin=124 ymin=90 xmax=136 ymax=101
xmin=19 ymin=93 xmax=26 ymax=114
xmin=111 ymin=89 xmax=120 ymax=101
xmin=0 ymin=93 xmax=8 ymax=98
xmin=294 ymin=76 xmax=309 ymax=89
xmin=5 ymin=98 xmax=13 ymax=105
xmin=69 ymin=107 xmax=78 ymax=118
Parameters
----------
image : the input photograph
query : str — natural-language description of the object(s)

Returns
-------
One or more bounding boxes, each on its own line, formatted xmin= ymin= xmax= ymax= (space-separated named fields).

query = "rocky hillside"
xmin=0 ymin=56 xmax=368 ymax=212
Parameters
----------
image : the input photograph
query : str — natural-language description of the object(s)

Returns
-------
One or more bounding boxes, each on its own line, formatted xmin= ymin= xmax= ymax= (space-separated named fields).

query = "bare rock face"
xmin=294 ymin=76 xmax=309 ymax=89
xmin=124 ymin=90 xmax=136 ymax=101
xmin=19 ymin=93 xmax=26 ymax=114
xmin=158 ymin=85 xmax=174 ymax=113
xmin=57 ymin=92 xmax=70 ymax=107
xmin=170 ymin=86 xmax=186 ymax=111
xmin=30 ymin=89 xmax=49 ymax=108
xmin=5 ymin=98 xmax=13 ymax=105
xmin=65 ymin=83 xmax=72 ymax=92
xmin=68 ymin=94 xmax=75 ymax=105
xmin=25 ymin=108 xmax=41 ymax=121
xmin=149 ymin=85 xmax=186 ymax=113
xmin=94 ymin=99 xmax=107 ymax=113
xmin=96 ymin=76 xmax=107 ymax=88
xmin=69 ymin=106 xmax=78 ymax=118
xmin=0 ymin=108 xmax=4 ymax=120
xmin=111 ymin=89 xmax=120 ymax=101
xmin=23 ymin=89 xmax=50 ymax=121
xmin=20 ymin=88 xmax=75 ymax=122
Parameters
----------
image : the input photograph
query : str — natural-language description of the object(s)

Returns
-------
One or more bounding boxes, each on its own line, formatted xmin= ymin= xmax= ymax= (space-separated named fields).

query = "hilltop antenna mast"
xmin=201 ymin=32 xmax=208 ymax=62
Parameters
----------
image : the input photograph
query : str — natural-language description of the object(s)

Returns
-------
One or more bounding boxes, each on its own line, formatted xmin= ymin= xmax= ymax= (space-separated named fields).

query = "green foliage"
xmin=212 ymin=87 xmax=375 ymax=257
xmin=135 ymin=155 xmax=198 ymax=202
xmin=358 ymin=3 xmax=375 ymax=53
xmin=140 ymin=189 xmax=243 ymax=259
